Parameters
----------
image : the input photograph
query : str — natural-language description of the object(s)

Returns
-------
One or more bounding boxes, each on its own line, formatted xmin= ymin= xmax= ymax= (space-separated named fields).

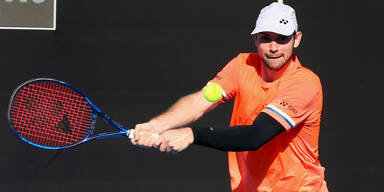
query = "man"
xmin=131 ymin=2 xmax=328 ymax=191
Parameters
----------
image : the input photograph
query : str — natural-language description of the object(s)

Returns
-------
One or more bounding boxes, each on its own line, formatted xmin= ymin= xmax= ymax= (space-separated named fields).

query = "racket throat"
xmin=87 ymin=131 xmax=128 ymax=141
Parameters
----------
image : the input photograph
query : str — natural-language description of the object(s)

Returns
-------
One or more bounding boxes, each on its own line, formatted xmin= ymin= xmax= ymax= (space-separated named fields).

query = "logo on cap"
xmin=279 ymin=19 xmax=289 ymax=24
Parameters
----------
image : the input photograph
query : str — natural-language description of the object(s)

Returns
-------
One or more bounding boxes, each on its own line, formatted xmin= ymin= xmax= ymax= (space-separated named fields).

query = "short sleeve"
xmin=208 ymin=54 xmax=243 ymax=101
xmin=262 ymin=77 xmax=321 ymax=130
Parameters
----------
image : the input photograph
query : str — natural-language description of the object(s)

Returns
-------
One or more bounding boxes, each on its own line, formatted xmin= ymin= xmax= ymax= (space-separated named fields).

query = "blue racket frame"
xmin=8 ymin=78 xmax=134 ymax=150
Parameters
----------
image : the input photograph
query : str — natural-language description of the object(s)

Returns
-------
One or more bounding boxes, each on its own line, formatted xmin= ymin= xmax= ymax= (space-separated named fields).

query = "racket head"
xmin=8 ymin=78 xmax=96 ymax=149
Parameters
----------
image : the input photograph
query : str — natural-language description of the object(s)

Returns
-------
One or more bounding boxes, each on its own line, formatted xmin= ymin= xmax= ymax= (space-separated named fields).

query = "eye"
xmin=277 ymin=35 xmax=292 ymax=44
xmin=259 ymin=36 xmax=271 ymax=42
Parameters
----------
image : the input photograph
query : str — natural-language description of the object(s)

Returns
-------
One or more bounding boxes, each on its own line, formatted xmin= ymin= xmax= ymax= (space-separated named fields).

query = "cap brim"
xmin=251 ymin=25 xmax=295 ymax=36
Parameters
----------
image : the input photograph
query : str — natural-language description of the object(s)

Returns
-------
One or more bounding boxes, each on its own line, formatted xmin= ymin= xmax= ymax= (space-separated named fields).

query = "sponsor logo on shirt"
xmin=280 ymin=101 xmax=298 ymax=114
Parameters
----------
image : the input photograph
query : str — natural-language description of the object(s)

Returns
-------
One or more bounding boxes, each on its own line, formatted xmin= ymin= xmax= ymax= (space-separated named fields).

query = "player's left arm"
xmin=191 ymin=112 xmax=285 ymax=151
xmin=158 ymin=112 xmax=284 ymax=152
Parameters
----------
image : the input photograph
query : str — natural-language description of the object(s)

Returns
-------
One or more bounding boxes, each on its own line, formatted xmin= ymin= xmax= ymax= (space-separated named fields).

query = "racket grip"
xmin=126 ymin=129 xmax=135 ymax=139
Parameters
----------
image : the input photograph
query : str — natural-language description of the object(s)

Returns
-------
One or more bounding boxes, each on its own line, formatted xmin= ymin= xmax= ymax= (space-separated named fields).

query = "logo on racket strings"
xmin=57 ymin=114 xmax=73 ymax=134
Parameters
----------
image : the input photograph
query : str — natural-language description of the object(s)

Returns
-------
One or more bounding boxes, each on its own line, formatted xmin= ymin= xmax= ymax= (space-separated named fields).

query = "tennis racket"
xmin=8 ymin=78 xmax=135 ymax=150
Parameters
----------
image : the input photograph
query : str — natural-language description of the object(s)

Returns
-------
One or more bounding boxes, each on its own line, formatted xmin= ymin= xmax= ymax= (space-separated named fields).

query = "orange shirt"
xmin=210 ymin=53 xmax=328 ymax=192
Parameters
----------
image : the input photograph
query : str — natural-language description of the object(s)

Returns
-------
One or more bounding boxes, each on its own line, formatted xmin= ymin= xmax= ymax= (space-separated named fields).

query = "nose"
xmin=269 ymin=41 xmax=278 ymax=53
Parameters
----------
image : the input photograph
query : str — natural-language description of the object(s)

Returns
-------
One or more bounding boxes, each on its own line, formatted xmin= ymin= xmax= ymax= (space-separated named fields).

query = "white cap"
xmin=251 ymin=2 xmax=298 ymax=36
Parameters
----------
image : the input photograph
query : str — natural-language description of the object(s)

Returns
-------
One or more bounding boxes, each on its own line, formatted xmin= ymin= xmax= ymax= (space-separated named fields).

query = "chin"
xmin=265 ymin=61 xmax=285 ymax=70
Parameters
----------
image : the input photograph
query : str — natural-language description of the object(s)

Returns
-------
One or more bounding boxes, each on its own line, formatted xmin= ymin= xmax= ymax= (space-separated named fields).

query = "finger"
xmin=130 ymin=138 xmax=138 ymax=145
xmin=147 ymin=133 xmax=160 ymax=148
xmin=140 ymin=133 xmax=155 ymax=148
xmin=153 ymin=135 xmax=163 ymax=148
xmin=133 ymin=125 xmax=143 ymax=141
xmin=165 ymin=145 xmax=173 ymax=153
xmin=168 ymin=140 xmax=187 ymax=152
xmin=136 ymin=131 xmax=147 ymax=145
xmin=159 ymin=141 xmax=168 ymax=152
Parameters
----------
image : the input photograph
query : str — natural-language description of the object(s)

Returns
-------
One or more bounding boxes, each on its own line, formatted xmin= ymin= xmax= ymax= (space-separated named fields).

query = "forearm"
xmin=150 ymin=90 xmax=218 ymax=133
xmin=191 ymin=112 xmax=285 ymax=151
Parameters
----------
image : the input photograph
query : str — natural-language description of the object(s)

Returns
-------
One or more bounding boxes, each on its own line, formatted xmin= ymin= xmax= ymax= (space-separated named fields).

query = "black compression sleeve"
xmin=191 ymin=112 xmax=285 ymax=151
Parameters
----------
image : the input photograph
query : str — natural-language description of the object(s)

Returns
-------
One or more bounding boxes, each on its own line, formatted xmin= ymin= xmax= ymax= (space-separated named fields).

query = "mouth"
xmin=266 ymin=55 xmax=282 ymax=59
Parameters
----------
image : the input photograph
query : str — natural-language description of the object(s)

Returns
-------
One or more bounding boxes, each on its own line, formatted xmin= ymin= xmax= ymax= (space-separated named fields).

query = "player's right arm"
xmin=131 ymin=89 xmax=218 ymax=147
xmin=132 ymin=54 xmax=242 ymax=148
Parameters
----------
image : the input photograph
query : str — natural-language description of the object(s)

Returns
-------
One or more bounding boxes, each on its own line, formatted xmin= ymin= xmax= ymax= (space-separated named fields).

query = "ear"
xmin=253 ymin=34 xmax=259 ymax=51
xmin=253 ymin=34 xmax=258 ymax=43
xmin=293 ymin=31 xmax=302 ymax=48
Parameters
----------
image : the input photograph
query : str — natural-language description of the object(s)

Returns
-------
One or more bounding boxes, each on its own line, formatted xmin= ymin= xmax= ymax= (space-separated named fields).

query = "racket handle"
xmin=126 ymin=129 xmax=135 ymax=139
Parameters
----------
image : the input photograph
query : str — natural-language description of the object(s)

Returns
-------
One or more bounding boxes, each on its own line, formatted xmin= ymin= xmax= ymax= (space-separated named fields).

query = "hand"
xmin=154 ymin=127 xmax=194 ymax=153
xmin=130 ymin=121 xmax=161 ymax=148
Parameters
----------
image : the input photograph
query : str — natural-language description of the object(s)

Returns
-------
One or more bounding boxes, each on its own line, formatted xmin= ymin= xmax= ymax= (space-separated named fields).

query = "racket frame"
xmin=8 ymin=78 xmax=134 ymax=150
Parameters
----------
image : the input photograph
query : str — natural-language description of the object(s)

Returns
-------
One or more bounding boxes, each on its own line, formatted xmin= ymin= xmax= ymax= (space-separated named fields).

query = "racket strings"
xmin=10 ymin=81 xmax=94 ymax=147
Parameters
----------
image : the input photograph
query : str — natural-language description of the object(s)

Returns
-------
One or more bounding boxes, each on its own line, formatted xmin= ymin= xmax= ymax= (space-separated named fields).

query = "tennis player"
xmin=132 ymin=2 xmax=328 ymax=191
